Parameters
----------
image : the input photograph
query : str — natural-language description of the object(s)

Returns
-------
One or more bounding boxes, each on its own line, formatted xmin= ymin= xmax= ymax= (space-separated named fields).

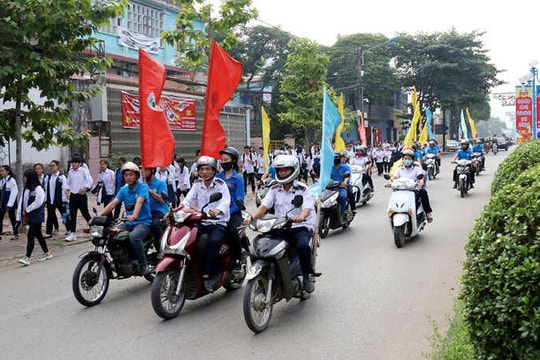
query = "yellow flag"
xmin=261 ymin=106 xmax=271 ymax=170
xmin=411 ymin=86 xmax=417 ymax=109
xmin=404 ymin=100 xmax=421 ymax=146
xmin=466 ymin=107 xmax=477 ymax=139
xmin=419 ymin=118 xmax=428 ymax=144
xmin=334 ymin=93 xmax=346 ymax=151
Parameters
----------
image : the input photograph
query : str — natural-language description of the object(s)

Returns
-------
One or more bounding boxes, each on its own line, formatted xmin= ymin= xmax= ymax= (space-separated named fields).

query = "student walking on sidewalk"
xmin=18 ymin=169 xmax=52 ymax=266
xmin=64 ymin=156 xmax=94 ymax=242
xmin=0 ymin=165 xmax=19 ymax=241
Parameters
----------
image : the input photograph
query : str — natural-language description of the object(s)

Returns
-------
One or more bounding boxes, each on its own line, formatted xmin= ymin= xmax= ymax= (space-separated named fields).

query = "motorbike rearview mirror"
xmin=235 ymin=199 xmax=246 ymax=211
xmin=292 ymin=195 xmax=303 ymax=208
xmin=209 ymin=192 xmax=222 ymax=203
xmin=383 ymin=174 xmax=391 ymax=180
xmin=417 ymin=173 xmax=424 ymax=180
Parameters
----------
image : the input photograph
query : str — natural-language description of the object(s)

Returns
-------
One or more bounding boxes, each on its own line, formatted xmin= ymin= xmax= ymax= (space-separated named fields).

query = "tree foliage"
xmin=279 ymin=38 xmax=330 ymax=142
xmin=161 ymin=0 xmax=258 ymax=74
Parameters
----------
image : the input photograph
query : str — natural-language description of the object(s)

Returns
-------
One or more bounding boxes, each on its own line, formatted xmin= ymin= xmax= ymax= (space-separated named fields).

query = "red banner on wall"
xmin=515 ymin=86 xmax=533 ymax=143
xmin=121 ymin=91 xmax=196 ymax=130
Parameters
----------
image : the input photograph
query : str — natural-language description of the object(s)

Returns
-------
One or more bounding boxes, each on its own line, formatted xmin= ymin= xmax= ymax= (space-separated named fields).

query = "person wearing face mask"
xmin=389 ymin=147 xmax=433 ymax=223
xmin=216 ymin=147 xmax=245 ymax=272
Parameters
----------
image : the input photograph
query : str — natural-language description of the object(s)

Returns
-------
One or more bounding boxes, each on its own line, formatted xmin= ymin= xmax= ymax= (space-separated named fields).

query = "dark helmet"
xmin=219 ymin=147 xmax=239 ymax=162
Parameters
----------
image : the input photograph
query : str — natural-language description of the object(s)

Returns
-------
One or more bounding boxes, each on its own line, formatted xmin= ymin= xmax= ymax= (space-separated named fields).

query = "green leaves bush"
xmin=461 ymin=164 xmax=540 ymax=359
xmin=491 ymin=139 xmax=540 ymax=194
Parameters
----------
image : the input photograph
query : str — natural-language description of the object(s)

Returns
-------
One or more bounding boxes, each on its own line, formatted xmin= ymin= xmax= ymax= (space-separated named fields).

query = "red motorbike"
xmin=151 ymin=193 xmax=248 ymax=319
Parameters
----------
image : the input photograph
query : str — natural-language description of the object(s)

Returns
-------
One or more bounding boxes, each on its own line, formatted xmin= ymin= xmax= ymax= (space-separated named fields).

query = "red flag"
xmin=139 ymin=49 xmax=175 ymax=167
xmin=358 ymin=112 xmax=367 ymax=146
xmin=201 ymin=39 xmax=243 ymax=158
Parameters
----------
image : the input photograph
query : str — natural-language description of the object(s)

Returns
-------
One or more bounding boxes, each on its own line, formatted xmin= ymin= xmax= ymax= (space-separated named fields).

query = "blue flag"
xmin=426 ymin=108 xmax=435 ymax=140
xmin=309 ymin=88 xmax=342 ymax=197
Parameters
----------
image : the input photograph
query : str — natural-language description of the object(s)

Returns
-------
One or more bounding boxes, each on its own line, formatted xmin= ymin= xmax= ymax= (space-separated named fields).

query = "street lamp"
xmin=357 ymin=35 xmax=400 ymax=146
xmin=530 ymin=61 xmax=539 ymax=139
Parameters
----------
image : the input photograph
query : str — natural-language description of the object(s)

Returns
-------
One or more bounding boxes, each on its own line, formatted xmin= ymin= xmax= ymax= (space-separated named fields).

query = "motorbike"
xmin=472 ymin=152 xmax=484 ymax=176
xmin=255 ymin=177 xmax=278 ymax=208
xmin=243 ymin=195 xmax=320 ymax=333
xmin=454 ymin=159 xmax=473 ymax=198
xmin=72 ymin=214 xmax=158 ymax=307
xmin=384 ymin=174 xmax=428 ymax=248
xmin=151 ymin=193 xmax=248 ymax=319
xmin=492 ymin=144 xmax=498 ymax=155
xmin=425 ymin=153 xmax=439 ymax=180
xmin=318 ymin=180 xmax=356 ymax=239
xmin=350 ymin=165 xmax=374 ymax=205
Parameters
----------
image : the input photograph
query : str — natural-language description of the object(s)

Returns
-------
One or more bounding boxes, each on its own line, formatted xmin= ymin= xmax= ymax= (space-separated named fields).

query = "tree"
xmin=279 ymin=38 xmax=330 ymax=145
xmin=394 ymin=29 xmax=503 ymax=139
xmin=161 ymin=0 xmax=258 ymax=77
xmin=0 ymin=0 xmax=126 ymax=188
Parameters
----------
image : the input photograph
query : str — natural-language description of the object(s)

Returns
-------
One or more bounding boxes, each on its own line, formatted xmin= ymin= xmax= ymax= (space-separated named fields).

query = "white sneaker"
xmin=65 ymin=233 xmax=76 ymax=242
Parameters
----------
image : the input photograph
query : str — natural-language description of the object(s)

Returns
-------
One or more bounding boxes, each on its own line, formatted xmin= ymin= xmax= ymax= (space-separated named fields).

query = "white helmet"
xmin=273 ymin=154 xmax=300 ymax=184
xmin=121 ymin=161 xmax=140 ymax=177
xmin=197 ymin=155 xmax=217 ymax=171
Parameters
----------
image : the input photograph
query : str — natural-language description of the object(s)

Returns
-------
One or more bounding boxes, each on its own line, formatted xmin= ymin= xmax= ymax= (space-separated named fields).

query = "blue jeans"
xmin=118 ymin=223 xmax=150 ymax=269
xmin=338 ymin=187 xmax=348 ymax=214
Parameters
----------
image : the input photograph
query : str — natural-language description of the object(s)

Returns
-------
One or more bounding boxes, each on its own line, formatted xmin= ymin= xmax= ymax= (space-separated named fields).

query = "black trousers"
xmin=26 ymin=222 xmax=48 ymax=257
xmin=45 ymin=203 xmax=66 ymax=235
xmin=0 ymin=207 xmax=18 ymax=236
xmin=243 ymin=172 xmax=256 ymax=193
xmin=67 ymin=194 xmax=91 ymax=232
xmin=226 ymin=212 xmax=242 ymax=262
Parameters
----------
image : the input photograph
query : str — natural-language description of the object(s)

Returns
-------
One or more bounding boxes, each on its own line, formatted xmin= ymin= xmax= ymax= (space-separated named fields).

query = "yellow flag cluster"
xmin=334 ymin=94 xmax=346 ymax=151
xmin=403 ymin=87 xmax=422 ymax=147
xmin=466 ymin=107 xmax=477 ymax=139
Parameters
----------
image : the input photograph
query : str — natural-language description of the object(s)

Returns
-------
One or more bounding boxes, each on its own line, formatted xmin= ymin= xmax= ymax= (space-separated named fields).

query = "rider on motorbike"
xmin=387 ymin=147 xmax=434 ymax=223
xmin=143 ymin=167 xmax=169 ymax=252
xmin=331 ymin=151 xmax=353 ymax=220
xmin=426 ymin=140 xmax=441 ymax=171
xmin=216 ymin=147 xmax=245 ymax=271
xmin=99 ymin=162 xmax=152 ymax=275
xmin=181 ymin=155 xmax=231 ymax=294
xmin=452 ymin=140 xmax=475 ymax=188
xmin=349 ymin=146 xmax=374 ymax=192
xmin=243 ymin=154 xmax=315 ymax=293
xmin=471 ymin=139 xmax=486 ymax=170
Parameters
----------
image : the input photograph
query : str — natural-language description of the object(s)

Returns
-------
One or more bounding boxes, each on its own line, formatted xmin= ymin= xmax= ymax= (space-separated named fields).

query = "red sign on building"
xmin=121 ymin=91 xmax=197 ymax=131
xmin=515 ymin=86 xmax=534 ymax=143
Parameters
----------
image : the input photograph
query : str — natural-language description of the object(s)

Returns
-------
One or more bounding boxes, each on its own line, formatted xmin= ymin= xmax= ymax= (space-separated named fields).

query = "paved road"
xmin=0 ymin=151 xmax=508 ymax=360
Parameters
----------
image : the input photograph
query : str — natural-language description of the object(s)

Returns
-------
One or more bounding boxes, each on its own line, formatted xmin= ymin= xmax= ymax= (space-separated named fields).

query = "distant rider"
xmin=331 ymin=151 xmax=353 ymax=219
xmin=451 ymin=140 xmax=475 ymax=188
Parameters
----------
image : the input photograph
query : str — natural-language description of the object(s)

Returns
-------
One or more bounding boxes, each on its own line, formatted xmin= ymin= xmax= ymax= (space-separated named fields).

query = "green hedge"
xmin=461 ymin=164 xmax=540 ymax=359
xmin=491 ymin=139 xmax=540 ymax=195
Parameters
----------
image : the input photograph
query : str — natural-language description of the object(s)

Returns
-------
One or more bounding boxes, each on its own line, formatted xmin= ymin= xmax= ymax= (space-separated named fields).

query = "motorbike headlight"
xmin=322 ymin=192 xmax=339 ymax=208
xmin=254 ymin=218 xmax=277 ymax=233
xmin=88 ymin=225 xmax=104 ymax=238
xmin=173 ymin=210 xmax=190 ymax=223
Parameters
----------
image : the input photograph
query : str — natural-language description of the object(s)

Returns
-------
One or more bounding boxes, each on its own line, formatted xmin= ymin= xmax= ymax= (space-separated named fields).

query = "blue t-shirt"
xmin=426 ymin=145 xmax=440 ymax=155
xmin=267 ymin=166 xmax=276 ymax=179
xmin=456 ymin=149 xmax=473 ymax=160
xmin=414 ymin=149 xmax=425 ymax=161
xmin=116 ymin=182 xmax=152 ymax=226
xmin=216 ymin=170 xmax=245 ymax=214
xmin=472 ymin=144 xmax=484 ymax=153
xmin=147 ymin=177 xmax=169 ymax=216
xmin=330 ymin=163 xmax=351 ymax=183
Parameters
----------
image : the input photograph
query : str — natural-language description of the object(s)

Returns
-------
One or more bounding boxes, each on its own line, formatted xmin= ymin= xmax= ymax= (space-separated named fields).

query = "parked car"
xmin=445 ymin=140 xmax=460 ymax=152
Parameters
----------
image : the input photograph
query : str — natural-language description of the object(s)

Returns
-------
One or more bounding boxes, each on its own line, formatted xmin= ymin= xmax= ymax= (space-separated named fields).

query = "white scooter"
xmin=384 ymin=174 xmax=427 ymax=248
xmin=350 ymin=165 xmax=374 ymax=205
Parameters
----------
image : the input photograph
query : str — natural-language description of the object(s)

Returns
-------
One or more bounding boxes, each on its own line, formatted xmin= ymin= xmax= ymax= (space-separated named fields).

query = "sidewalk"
xmin=0 ymin=191 xmax=261 ymax=265
xmin=0 ymin=195 xmax=103 ymax=265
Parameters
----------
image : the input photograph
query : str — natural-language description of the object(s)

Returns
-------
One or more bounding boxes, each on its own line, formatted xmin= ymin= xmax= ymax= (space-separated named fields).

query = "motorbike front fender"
xmin=392 ymin=213 xmax=410 ymax=227
xmin=155 ymin=256 xmax=184 ymax=272
xmin=246 ymin=260 xmax=269 ymax=280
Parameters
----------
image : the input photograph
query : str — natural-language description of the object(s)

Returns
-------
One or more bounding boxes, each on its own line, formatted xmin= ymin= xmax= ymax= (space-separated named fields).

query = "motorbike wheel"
xmin=476 ymin=165 xmax=481 ymax=176
xmin=428 ymin=168 xmax=434 ymax=181
xmin=243 ymin=275 xmax=273 ymax=333
xmin=151 ymin=270 xmax=186 ymax=319
xmin=72 ymin=256 xmax=109 ymax=307
xmin=393 ymin=225 xmax=405 ymax=248
xmin=460 ymin=181 xmax=466 ymax=198
xmin=144 ymin=246 xmax=159 ymax=283
xmin=319 ymin=214 xmax=329 ymax=239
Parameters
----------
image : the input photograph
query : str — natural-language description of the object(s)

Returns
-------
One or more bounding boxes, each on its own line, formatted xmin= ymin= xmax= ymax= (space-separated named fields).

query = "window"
xmin=99 ymin=16 xmax=124 ymax=35
xmin=127 ymin=2 xmax=164 ymax=39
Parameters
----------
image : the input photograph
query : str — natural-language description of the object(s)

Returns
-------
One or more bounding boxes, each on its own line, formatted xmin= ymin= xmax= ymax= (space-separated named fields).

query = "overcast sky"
xmin=250 ymin=0 xmax=539 ymax=120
